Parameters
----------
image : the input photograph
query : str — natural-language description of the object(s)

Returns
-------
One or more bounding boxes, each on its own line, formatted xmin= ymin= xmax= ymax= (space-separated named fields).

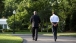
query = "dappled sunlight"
xmin=0 ymin=34 xmax=22 ymax=43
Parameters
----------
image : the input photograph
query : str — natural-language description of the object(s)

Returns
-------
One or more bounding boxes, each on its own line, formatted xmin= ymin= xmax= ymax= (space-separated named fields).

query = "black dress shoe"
xmin=35 ymin=39 xmax=37 ymax=41
xmin=54 ymin=39 xmax=56 ymax=42
xmin=33 ymin=38 xmax=35 ymax=40
xmin=35 ymin=38 xmax=37 ymax=41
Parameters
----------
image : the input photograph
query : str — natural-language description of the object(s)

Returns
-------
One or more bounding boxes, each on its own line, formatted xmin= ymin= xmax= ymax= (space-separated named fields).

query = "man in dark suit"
xmin=30 ymin=11 xmax=41 ymax=41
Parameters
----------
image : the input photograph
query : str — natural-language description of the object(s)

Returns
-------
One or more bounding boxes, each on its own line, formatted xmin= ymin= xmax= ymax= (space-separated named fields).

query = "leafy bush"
xmin=0 ymin=25 xmax=2 ymax=32
xmin=58 ymin=21 xmax=65 ymax=32
xmin=28 ymin=24 xmax=32 ymax=32
xmin=4 ymin=29 xmax=13 ymax=32
xmin=0 ymin=25 xmax=2 ymax=29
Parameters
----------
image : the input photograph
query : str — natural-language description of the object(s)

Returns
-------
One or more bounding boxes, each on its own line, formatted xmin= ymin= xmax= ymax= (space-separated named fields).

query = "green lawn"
xmin=43 ymin=33 xmax=76 ymax=37
xmin=0 ymin=32 xmax=52 ymax=34
xmin=0 ymin=32 xmax=76 ymax=37
xmin=0 ymin=34 xmax=23 ymax=43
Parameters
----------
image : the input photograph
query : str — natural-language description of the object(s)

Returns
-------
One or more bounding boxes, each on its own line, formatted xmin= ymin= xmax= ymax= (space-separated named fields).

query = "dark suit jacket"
xmin=30 ymin=15 xmax=41 ymax=27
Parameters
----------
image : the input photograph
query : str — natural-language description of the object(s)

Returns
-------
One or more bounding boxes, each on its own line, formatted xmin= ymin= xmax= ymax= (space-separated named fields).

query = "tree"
xmin=4 ymin=0 xmax=18 ymax=18
xmin=0 ymin=0 xmax=4 ymax=18
xmin=57 ymin=0 xmax=76 ymax=32
xmin=7 ymin=0 xmax=29 ymax=30
xmin=6 ymin=0 xmax=76 ymax=32
xmin=6 ymin=0 xmax=52 ymax=31
xmin=70 ymin=0 xmax=76 ymax=31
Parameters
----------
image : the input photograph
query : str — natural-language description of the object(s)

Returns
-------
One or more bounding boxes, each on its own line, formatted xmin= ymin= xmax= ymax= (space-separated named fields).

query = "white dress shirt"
xmin=50 ymin=14 xmax=59 ymax=22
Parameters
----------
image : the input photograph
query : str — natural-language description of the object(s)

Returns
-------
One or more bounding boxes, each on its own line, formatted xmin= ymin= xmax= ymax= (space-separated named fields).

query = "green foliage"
xmin=64 ymin=0 xmax=76 ymax=31
xmin=3 ymin=0 xmax=76 ymax=32
xmin=0 ymin=25 xmax=2 ymax=32
xmin=28 ymin=24 xmax=32 ymax=32
xmin=0 ymin=25 xmax=2 ymax=29
xmin=7 ymin=0 xmax=52 ymax=30
xmin=28 ymin=24 xmax=32 ymax=30
xmin=70 ymin=10 xmax=76 ymax=31
xmin=0 ymin=0 xmax=4 ymax=18
xmin=58 ymin=21 xmax=65 ymax=32
xmin=7 ymin=7 xmax=29 ymax=30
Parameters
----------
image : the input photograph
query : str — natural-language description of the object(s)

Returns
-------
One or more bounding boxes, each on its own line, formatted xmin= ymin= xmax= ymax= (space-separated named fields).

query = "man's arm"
xmin=50 ymin=16 xmax=53 ymax=24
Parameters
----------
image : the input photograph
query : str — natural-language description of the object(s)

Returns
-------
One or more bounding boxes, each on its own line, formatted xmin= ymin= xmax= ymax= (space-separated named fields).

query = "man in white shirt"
xmin=50 ymin=11 xmax=59 ymax=42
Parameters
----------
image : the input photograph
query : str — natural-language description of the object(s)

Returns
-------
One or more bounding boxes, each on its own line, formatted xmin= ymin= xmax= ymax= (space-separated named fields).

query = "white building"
xmin=0 ymin=19 xmax=9 ymax=29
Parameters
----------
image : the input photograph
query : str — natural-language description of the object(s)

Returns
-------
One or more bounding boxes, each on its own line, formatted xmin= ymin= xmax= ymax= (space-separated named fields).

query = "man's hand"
xmin=39 ymin=24 xmax=40 ymax=26
xmin=51 ymin=22 xmax=58 ymax=26
xmin=53 ymin=23 xmax=57 ymax=26
xmin=53 ymin=24 xmax=57 ymax=26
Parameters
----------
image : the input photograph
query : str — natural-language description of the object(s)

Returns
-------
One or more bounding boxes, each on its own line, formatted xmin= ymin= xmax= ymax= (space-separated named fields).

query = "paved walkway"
xmin=12 ymin=34 xmax=76 ymax=43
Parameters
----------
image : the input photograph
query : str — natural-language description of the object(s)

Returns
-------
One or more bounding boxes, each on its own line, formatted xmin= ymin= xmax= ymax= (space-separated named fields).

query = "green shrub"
xmin=0 ymin=25 xmax=2 ymax=32
xmin=28 ymin=24 xmax=32 ymax=32
xmin=0 ymin=25 xmax=2 ymax=29
xmin=58 ymin=21 xmax=65 ymax=32
xmin=6 ymin=29 xmax=12 ymax=32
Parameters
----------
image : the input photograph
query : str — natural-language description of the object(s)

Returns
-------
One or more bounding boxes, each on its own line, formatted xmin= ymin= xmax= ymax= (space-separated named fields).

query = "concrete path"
xmin=12 ymin=34 xmax=76 ymax=43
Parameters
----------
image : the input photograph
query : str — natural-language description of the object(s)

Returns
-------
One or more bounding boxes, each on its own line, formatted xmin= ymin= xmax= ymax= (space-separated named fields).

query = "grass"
xmin=0 ymin=32 xmax=75 ymax=43
xmin=58 ymin=33 xmax=76 ymax=37
xmin=0 ymin=32 xmax=76 ymax=43
xmin=43 ymin=33 xmax=76 ymax=37
xmin=0 ymin=34 xmax=23 ymax=43
xmin=0 ymin=32 xmax=76 ymax=37
xmin=0 ymin=32 xmax=52 ymax=34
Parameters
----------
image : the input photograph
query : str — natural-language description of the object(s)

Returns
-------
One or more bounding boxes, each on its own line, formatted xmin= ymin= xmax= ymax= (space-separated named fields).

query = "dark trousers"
xmin=32 ymin=27 xmax=38 ymax=40
xmin=52 ymin=23 xmax=58 ymax=39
